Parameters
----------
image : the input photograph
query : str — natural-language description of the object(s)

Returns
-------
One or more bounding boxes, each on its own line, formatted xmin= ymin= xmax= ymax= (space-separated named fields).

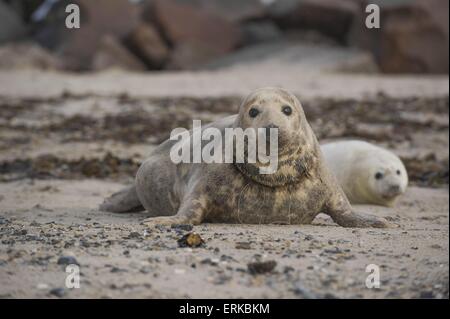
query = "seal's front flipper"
xmin=329 ymin=209 xmax=393 ymax=228
xmin=99 ymin=184 xmax=145 ymax=213
xmin=142 ymin=204 xmax=205 ymax=227
xmin=143 ymin=190 xmax=207 ymax=227
xmin=325 ymin=192 xmax=393 ymax=228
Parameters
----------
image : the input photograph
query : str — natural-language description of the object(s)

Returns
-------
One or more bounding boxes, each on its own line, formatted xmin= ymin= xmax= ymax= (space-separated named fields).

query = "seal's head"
xmin=233 ymin=87 xmax=317 ymax=187
xmin=359 ymin=151 xmax=408 ymax=206
xmin=236 ymin=87 xmax=306 ymax=154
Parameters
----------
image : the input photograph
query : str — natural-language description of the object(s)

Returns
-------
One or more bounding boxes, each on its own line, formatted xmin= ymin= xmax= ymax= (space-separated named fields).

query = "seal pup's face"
xmin=236 ymin=87 xmax=304 ymax=154
xmin=366 ymin=158 xmax=408 ymax=206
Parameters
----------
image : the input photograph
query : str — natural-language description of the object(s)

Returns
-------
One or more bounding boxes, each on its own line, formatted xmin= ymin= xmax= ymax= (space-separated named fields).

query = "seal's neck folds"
xmin=234 ymin=146 xmax=316 ymax=187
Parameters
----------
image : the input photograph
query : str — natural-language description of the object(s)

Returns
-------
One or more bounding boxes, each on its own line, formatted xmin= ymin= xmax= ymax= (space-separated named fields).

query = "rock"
xmin=125 ymin=23 xmax=169 ymax=69
xmin=57 ymin=255 xmax=79 ymax=266
xmin=174 ymin=0 xmax=266 ymax=22
xmin=110 ymin=267 xmax=127 ymax=273
xmin=247 ymin=260 xmax=277 ymax=275
xmin=128 ymin=231 xmax=141 ymax=239
xmin=49 ymin=287 xmax=66 ymax=298
xmin=36 ymin=283 xmax=49 ymax=290
xmin=292 ymin=281 xmax=318 ymax=299
xmin=167 ymin=41 xmax=225 ymax=70
xmin=349 ymin=0 xmax=449 ymax=74
xmin=0 ymin=2 xmax=27 ymax=43
xmin=211 ymin=274 xmax=232 ymax=285
xmin=92 ymin=35 xmax=147 ymax=71
xmin=323 ymin=247 xmax=344 ymax=254
xmin=145 ymin=0 xmax=241 ymax=68
xmin=5 ymin=0 xmax=43 ymax=23
xmin=200 ymin=258 xmax=219 ymax=266
xmin=269 ymin=0 xmax=358 ymax=43
xmin=35 ymin=0 xmax=141 ymax=70
xmin=32 ymin=0 xmax=72 ymax=50
xmin=174 ymin=268 xmax=186 ymax=275
xmin=242 ymin=21 xmax=283 ymax=45
xmin=0 ymin=43 xmax=63 ymax=70
xmin=267 ymin=0 xmax=302 ymax=19
xmin=235 ymin=242 xmax=252 ymax=249
xmin=204 ymin=40 xmax=377 ymax=74
xmin=171 ymin=224 xmax=193 ymax=232
xmin=177 ymin=232 xmax=205 ymax=248
xmin=323 ymin=292 xmax=339 ymax=299
xmin=419 ymin=290 xmax=434 ymax=298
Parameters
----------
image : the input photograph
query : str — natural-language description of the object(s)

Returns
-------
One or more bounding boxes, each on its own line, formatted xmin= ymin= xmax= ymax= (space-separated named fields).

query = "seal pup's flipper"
xmin=99 ymin=184 xmax=145 ymax=213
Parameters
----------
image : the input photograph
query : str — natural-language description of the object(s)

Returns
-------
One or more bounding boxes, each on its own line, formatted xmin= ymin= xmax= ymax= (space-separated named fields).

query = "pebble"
xmin=292 ymin=281 xmax=317 ymax=299
xmin=247 ymin=260 xmax=277 ymax=275
xmin=49 ymin=288 xmax=66 ymax=298
xmin=171 ymin=224 xmax=193 ymax=232
xmin=323 ymin=247 xmax=343 ymax=254
xmin=235 ymin=242 xmax=252 ymax=249
xmin=110 ymin=267 xmax=127 ymax=273
xmin=128 ymin=232 xmax=141 ymax=239
xmin=37 ymin=283 xmax=49 ymax=290
xmin=57 ymin=256 xmax=79 ymax=266
xmin=419 ymin=290 xmax=434 ymax=298
xmin=201 ymin=258 xmax=219 ymax=266
xmin=174 ymin=268 xmax=186 ymax=275
xmin=177 ymin=232 xmax=205 ymax=248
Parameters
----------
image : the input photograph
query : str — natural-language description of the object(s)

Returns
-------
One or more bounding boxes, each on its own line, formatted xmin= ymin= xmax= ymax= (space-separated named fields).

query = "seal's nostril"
xmin=389 ymin=185 xmax=401 ymax=193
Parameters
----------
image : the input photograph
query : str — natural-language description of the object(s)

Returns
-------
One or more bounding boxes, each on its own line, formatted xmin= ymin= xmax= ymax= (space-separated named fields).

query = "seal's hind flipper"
xmin=99 ymin=184 xmax=145 ymax=213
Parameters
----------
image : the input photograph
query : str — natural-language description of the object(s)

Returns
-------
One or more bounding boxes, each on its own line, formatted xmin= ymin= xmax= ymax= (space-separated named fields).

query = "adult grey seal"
xmin=321 ymin=140 xmax=408 ymax=207
xmin=100 ymin=87 xmax=391 ymax=228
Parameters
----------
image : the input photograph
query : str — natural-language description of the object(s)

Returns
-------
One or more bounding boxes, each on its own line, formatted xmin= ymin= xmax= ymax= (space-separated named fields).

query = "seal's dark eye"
xmin=249 ymin=107 xmax=259 ymax=118
xmin=375 ymin=172 xmax=383 ymax=180
xmin=282 ymin=105 xmax=292 ymax=116
xmin=396 ymin=170 xmax=401 ymax=175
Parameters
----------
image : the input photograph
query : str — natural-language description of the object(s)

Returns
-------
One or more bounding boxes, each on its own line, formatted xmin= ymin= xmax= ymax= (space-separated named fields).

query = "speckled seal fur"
xmin=100 ymin=87 xmax=391 ymax=228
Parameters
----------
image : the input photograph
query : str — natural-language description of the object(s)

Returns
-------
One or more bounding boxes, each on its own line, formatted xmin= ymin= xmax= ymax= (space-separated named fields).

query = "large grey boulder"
xmin=0 ymin=2 xmax=27 ymax=44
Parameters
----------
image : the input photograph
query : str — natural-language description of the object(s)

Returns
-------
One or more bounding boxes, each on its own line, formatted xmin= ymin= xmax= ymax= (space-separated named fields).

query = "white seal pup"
xmin=321 ymin=140 xmax=408 ymax=207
